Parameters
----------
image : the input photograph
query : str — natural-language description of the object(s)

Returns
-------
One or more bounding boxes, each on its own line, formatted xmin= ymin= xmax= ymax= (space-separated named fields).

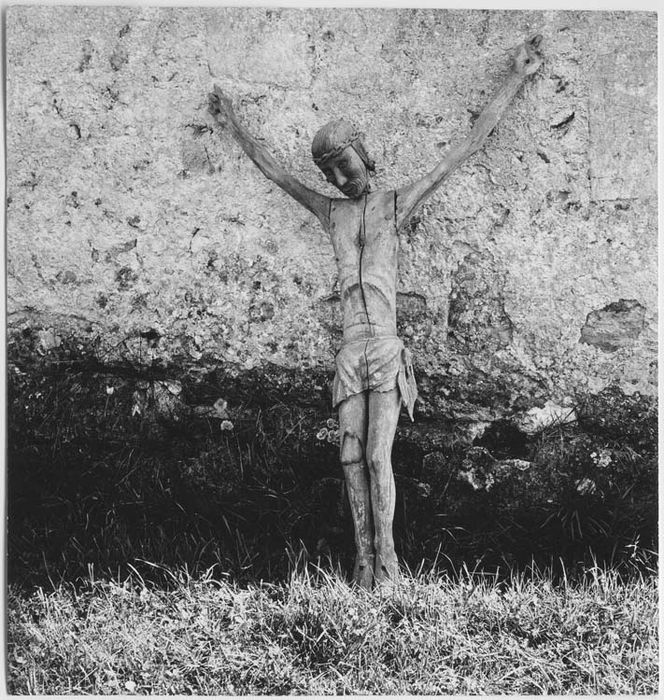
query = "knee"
xmin=366 ymin=448 xmax=391 ymax=475
xmin=340 ymin=430 xmax=364 ymax=466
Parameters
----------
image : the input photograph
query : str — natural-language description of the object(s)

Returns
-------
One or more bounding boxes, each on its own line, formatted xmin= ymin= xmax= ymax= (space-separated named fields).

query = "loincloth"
xmin=332 ymin=336 xmax=417 ymax=421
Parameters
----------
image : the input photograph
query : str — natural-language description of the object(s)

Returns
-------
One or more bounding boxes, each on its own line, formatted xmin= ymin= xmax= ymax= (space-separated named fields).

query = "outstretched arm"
xmin=396 ymin=35 xmax=543 ymax=229
xmin=208 ymin=85 xmax=330 ymax=230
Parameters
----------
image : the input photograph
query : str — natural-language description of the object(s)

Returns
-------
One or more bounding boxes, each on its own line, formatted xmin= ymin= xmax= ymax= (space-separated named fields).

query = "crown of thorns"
xmin=312 ymin=135 xmax=361 ymax=164
xmin=311 ymin=120 xmax=362 ymax=165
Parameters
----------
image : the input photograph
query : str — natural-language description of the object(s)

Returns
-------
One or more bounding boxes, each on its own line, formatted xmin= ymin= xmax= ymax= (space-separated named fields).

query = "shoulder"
xmin=329 ymin=189 xmax=396 ymax=225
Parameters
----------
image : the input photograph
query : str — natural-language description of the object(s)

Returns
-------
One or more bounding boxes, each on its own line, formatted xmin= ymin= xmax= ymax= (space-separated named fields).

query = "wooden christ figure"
xmin=208 ymin=35 xmax=543 ymax=589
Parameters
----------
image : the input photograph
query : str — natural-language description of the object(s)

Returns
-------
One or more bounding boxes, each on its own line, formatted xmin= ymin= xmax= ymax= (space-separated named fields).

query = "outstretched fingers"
xmin=207 ymin=93 xmax=219 ymax=117
xmin=513 ymin=33 xmax=544 ymax=76
xmin=211 ymin=83 xmax=229 ymax=102
xmin=208 ymin=84 xmax=234 ymax=121
xmin=527 ymin=33 xmax=543 ymax=50
xmin=525 ymin=34 xmax=544 ymax=63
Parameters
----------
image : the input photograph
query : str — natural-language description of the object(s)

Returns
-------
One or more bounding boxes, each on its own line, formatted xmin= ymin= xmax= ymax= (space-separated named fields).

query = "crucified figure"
xmin=208 ymin=35 xmax=543 ymax=589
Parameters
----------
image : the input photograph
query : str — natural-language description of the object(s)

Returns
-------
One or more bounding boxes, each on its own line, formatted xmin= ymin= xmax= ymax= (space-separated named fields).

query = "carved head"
xmin=311 ymin=119 xmax=375 ymax=198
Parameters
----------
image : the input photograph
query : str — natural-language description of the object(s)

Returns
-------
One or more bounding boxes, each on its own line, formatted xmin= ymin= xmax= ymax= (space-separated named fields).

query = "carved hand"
xmin=208 ymin=84 xmax=236 ymax=126
xmin=512 ymin=34 xmax=544 ymax=77
xmin=206 ymin=83 xmax=330 ymax=225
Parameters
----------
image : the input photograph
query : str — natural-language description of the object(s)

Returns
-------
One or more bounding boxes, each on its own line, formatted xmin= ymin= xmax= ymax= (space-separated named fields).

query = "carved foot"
xmin=352 ymin=554 xmax=375 ymax=591
xmin=374 ymin=552 xmax=400 ymax=587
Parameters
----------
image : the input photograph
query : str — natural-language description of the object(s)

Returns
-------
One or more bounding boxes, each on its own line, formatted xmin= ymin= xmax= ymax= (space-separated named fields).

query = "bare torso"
xmin=328 ymin=190 xmax=399 ymax=343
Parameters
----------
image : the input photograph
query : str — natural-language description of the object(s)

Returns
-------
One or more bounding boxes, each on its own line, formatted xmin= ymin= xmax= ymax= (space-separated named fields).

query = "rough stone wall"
xmin=6 ymin=8 xmax=658 ymax=427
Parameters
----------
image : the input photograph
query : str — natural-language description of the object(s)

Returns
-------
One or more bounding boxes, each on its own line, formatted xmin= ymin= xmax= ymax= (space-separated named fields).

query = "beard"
xmin=341 ymin=177 xmax=368 ymax=198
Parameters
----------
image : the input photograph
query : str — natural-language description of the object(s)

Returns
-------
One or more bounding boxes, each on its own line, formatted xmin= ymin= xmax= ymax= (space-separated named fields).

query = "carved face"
xmin=317 ymin=146 xmax=369 ymax=199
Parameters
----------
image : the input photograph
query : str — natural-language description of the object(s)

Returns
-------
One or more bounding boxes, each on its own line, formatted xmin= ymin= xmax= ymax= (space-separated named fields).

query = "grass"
xmin=7 ymin=563 xmax=658 ymax=695
xmin=6 ymin=336 xmax=659 ymax=693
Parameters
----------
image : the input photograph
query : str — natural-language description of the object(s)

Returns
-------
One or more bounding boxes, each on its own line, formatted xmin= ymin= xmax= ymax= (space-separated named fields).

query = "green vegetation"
xmin=7 ymin=565 xmax=657 ymax=695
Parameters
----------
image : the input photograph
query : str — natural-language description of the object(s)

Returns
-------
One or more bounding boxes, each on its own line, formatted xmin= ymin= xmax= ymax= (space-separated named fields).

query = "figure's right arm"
xmin=208 ymin=85 xmax=330 ymax=230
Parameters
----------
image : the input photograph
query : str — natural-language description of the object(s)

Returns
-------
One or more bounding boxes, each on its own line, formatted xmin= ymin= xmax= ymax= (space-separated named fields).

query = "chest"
xmin=328 ymin=190 xmax=397 ymax=259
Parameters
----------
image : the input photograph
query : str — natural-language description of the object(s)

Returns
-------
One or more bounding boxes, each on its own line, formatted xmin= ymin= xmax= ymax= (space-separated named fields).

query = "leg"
xmin=338 ymin=391 xmax=374 ymax=590
xmin=366 ymin=388 xmax=402 ymax=584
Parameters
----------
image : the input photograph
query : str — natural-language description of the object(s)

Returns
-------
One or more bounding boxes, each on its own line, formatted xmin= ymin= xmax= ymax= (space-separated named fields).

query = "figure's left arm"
xmin=396 ymin=35 xmax=543 ymax=229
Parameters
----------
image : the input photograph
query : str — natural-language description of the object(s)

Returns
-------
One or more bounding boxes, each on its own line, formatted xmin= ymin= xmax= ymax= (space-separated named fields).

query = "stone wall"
xmin=7 ymin=8 xmax=658 ymax=428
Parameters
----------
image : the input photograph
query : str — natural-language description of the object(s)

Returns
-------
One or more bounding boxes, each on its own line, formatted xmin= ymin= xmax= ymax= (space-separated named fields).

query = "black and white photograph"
xmin=5 ymin=5 xmax=658 ymax=694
